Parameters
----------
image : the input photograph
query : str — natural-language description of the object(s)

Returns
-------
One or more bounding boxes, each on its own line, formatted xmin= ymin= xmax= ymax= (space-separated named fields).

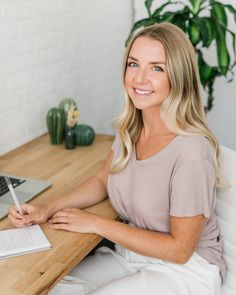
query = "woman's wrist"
xmin=42 ymin=202 xmax=57 ymax=219
xmin=94 ymin=215 xmax=115 ymax=236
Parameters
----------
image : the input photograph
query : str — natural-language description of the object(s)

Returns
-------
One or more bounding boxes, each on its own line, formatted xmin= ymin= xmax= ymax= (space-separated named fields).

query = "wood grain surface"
xmin=0 ymin=134 xmax=117 ymax=295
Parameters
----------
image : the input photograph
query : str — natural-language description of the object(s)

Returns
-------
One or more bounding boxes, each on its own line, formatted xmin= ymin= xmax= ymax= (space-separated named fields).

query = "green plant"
xmin=74 ymin=124 xmax=95 ymax=146
xmin=46 ymin=108 xmax=65 ymax=145
xmin=58 ymin=98 xmax=78 ymax=124
xmin=127 ymin=0 xmax=236 ymax=111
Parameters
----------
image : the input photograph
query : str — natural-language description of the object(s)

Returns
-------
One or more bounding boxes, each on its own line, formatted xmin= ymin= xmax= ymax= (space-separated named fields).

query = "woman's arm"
xmin=48 ymin=207 xmax=206 ymax=264
xmin=8 ymin=150 xmax=114 ymax=227
xmin=46 ymin=150 xmax=114 ymax=214
xmin=95 ymin=214 xmax=206 ymax=263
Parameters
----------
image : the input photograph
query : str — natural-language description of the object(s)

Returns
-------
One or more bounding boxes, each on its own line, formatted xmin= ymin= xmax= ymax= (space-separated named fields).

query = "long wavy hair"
xmin=111 ymin=22 xmax=224 ymax=188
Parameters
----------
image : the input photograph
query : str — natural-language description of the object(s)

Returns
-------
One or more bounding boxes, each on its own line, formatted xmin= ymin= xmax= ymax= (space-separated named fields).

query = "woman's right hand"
xmin=8 ymin=203 xmax=52 ymax=227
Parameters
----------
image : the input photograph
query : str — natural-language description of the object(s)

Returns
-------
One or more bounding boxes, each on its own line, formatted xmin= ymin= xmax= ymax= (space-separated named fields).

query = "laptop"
xmin=0 ymin=173 xmax=51 ymax=220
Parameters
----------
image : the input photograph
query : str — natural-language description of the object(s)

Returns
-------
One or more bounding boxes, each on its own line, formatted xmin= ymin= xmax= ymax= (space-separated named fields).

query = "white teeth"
xmin=134 ymin=88 xmax=152 ymax=95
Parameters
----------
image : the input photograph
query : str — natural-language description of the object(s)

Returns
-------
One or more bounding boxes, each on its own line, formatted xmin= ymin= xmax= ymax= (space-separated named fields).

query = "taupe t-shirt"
xmin=107 ymin=133 xmax=225 ymax=281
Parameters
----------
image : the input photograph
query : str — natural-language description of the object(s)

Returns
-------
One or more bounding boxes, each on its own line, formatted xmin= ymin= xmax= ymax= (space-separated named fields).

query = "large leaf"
xmin=212 ymin=2 xmax=236 ymax=70
xmin=198 ymin=50 xmax=220 ymax=111
xmin=228 ymin=30 xmax=236 ymax=62
xmin=152 ymin=2 xmax=174 ymax=19
xmin=126 ymin=18 xmax=156 ymax=46
xmin=214 ymin=23 xmax=230 ymax=75
xmin=170 ymin=6 xmax=191 ymax=31
xmin=212 ymin=2 xmax=228 ymax=27
xmin=159 ymin=11 xmax=175 ymax=23
xmin=198 ymin=51 xmax=217 ymax=87
xmin=188 ymin=0 xmax=203 ymax=14
xmin=225 ymin=4 xmax=236 ymax=58
xmin=199 ymin=17 xmax=214 ymax=48
xmin=188 ymin=19 xmax=200 ymax=45
xmin=145 ymin=0 xmax=154 ymax=17
xmin=225 ymin=4 xmax=236 ymax=24
xmin=211 ymin=4 xmax=230 ymax=75
xmin=224 ymin=26 xmax=236 ymax=62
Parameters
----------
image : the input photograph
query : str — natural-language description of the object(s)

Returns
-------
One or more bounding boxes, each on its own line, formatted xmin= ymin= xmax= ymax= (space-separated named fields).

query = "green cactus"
xmin=46 ymin=108 xmax=65 ymax=145
xmin=58 ymin=98 xmax=78 ymax=124
xmin=74 ymin=124 xmax=95 ymax=146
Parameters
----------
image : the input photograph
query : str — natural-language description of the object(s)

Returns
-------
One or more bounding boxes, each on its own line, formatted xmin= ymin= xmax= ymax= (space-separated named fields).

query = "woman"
xmin=9 ymin=23 xmax=225 ymax=295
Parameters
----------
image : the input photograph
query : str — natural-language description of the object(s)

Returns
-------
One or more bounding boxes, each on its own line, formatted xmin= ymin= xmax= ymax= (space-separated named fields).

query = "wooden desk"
xmin=0 ymin=134 xmax=117 ymax=295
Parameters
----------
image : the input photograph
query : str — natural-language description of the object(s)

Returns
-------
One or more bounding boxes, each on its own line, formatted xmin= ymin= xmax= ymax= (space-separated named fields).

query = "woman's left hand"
xmin=48 ymin=208 xmax=101 ymax=234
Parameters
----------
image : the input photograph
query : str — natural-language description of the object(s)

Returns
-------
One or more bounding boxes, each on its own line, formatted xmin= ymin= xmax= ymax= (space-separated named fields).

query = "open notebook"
xmin=0 ymin=225 xmax=51 ymax=259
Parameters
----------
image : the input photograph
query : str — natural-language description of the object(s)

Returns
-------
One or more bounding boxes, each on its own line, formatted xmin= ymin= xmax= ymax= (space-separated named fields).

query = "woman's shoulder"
xmin=176 ymin=134 xmax=212 ymax=149
xmin=174 ymin=134 xmax=215 ymax=163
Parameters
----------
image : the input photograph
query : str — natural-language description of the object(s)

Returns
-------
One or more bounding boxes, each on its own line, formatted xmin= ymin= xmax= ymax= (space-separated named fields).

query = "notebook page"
xmin=0 ymin=225 xmax=51 ymax=258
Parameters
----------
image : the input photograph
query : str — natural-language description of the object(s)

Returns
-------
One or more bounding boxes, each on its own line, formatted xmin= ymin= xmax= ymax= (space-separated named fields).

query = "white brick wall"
xmin=0 ymin=0 xmax=132 ymax=155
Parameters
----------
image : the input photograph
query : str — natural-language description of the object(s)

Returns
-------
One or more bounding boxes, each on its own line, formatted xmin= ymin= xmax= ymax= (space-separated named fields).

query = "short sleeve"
xmin=170 ymin=160 xmax=216 ymax=218
xmin=111 ymin=133 xmax=122 ymax=160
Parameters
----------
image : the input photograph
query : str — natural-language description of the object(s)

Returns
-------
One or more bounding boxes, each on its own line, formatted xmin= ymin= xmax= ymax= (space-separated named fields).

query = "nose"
xmin=134 ymin=68 xmax=148 ymax=83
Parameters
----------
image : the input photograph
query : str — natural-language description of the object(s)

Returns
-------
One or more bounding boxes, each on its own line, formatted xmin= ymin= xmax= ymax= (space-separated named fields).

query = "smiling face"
xmin=125 ymin=36 xmax=170 ymax=112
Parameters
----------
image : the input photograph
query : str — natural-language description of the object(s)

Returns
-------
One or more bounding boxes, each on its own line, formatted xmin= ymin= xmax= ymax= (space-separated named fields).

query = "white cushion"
xmin=216 ymin=146 xmax=236 ymax=295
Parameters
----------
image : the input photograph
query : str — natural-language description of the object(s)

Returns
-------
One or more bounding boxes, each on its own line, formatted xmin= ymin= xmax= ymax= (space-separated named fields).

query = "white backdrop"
xmin=0 ymin=0 xmax=235 ymax=156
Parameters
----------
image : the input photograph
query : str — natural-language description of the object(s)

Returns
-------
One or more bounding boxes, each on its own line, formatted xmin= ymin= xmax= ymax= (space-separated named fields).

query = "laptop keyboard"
xmin=0 ymin=176 xmax=26 ymax=197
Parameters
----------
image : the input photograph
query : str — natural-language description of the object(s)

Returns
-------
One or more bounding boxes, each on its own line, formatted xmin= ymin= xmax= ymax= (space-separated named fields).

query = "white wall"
xmin=134 ymin=0 xmax=236 ymax=150
xmin=0 ymin=0 xmax=132 ymax=155
xmin=1 ymin=0 xmax=235 ymax=156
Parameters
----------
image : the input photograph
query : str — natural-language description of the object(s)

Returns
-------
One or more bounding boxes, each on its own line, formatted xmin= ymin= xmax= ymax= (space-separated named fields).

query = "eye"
xmin=127 ymin=61 xmax=138 ymax=68
xmin=153 ymin=65 xmax=163 ymax=72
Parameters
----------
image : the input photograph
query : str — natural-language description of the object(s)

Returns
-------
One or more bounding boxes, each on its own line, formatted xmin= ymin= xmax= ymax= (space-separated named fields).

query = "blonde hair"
xmin=111 ymin=22 xmax=225 ymax=188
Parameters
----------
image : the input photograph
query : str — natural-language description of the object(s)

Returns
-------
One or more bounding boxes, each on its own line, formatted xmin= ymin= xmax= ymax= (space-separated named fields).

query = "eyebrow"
xmin=128 ymin=56 xmax=166 ymax=65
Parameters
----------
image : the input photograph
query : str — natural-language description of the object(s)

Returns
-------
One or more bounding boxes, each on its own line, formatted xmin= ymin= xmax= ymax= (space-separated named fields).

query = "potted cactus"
xmin=46 ymin=108 xmax=65 ymax=145
xmin=46 ymin=98 xmax=78 ymax=146
xmin=74 ymin=124 xmax=95 ymax=146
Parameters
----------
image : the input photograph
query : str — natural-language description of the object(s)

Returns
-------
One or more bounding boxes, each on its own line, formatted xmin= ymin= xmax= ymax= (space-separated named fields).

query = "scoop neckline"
xmin=133 ymin=134 xmax=181 ymax=164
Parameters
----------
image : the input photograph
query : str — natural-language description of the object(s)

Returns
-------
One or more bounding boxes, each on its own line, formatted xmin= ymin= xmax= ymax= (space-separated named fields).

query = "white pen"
xmin=5 ymin=177 xmax=24 ymax=216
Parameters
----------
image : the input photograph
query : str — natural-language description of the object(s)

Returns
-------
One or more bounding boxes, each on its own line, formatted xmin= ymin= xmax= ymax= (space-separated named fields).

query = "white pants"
xmin=49 ymin=245 xmax=222 ymax=295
